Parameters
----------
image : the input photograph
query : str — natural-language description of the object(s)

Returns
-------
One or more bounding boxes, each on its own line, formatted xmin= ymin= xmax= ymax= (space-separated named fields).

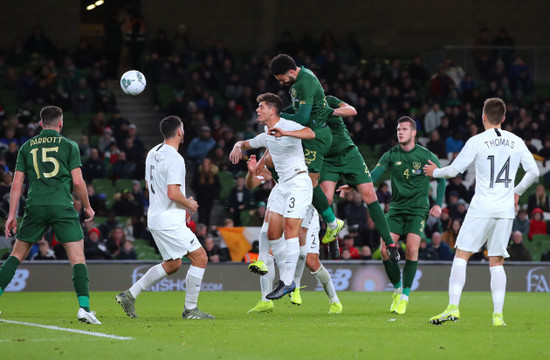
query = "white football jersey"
xmin=248 ymin=118 xmax=308 ymax=183
xmin=447 ymin=128 xmax=537 ymax=219
xmin=145 ymin=143 xmax=188 ymax=230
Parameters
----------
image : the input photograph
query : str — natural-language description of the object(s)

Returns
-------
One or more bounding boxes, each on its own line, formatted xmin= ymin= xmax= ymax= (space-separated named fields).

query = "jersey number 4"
xmin=30 ymin=147 xmax=60 ymax=179
xmin=487 ymin=155 xmax=512 ymax=188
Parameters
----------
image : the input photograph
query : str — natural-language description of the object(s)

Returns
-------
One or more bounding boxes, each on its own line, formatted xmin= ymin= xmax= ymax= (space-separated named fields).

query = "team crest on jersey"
xmin=412 ymin=162 xmax=422 ymax=174
xmin=395 ymin=161 xmax=402 ymax=165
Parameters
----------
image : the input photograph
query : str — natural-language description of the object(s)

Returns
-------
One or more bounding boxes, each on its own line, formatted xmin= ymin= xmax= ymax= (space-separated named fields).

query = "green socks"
xmin=383 ymin=260 xmax=401 ymax=287
xmin=72 ymin=263 xmax=91 ymax=312
xmin=402 ymin=260 xmax=418 ymax=296
xmin=367 ymin=201 xmax=393 ymax=246
xmin=313 ymin=185 xmax=336 ymax=223
xmin=0 ymin=256 xmax=21 ymax=292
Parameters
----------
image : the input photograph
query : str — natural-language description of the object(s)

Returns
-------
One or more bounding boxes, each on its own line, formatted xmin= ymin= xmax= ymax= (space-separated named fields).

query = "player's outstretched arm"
xmin=424 ymin=160 xmax=460 ymax=179
xmin=326 ymin=95 xmax=357 ymax=117
xmin=4 ymin=170 xmax=25 ymax=237
xmin=245 ymin=155 xmax=272 ymax=189
xmin=268 ymin=127 xmax=315 ymax=139
xmin=281 ymin=104 xmax=313 ymax=125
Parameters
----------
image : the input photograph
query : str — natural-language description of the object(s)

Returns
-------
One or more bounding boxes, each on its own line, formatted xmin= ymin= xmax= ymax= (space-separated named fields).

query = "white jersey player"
xmin=425 ymin=98 xmax=539 ymax=327
xmin=230 ymin=92 xmax=314 ymax=300
xmin=116 ymin=116 xmax=214 ymax=320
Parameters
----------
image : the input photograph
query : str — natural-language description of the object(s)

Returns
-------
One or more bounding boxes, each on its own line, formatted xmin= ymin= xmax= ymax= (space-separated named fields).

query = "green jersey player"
xmin=322 ymin=96 xmax=399 ymax=261
xmin=369 ymin=116 xmax=446 ymax=315
xmin=269 ymin=54 xmax=344 ymax=250
xmin=1 ymin=105 xmax=100 ymax=324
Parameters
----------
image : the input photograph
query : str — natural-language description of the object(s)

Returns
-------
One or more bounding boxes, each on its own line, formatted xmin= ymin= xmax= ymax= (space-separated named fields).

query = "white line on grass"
xmin=0 ymin=319 xmax=133 ymax=340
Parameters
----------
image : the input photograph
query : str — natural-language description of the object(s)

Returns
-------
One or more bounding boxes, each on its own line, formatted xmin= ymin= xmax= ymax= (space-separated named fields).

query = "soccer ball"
xmin=120 ymin=70 xmax=146 ymax=95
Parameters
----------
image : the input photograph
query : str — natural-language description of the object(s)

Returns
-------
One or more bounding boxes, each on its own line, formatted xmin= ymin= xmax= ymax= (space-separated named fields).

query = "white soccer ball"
xmin=120 ymin=70 xmax=146 ymax=95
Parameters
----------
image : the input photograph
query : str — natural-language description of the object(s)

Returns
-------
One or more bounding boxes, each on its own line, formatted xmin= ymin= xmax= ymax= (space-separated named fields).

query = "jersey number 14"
xmin=487 ymin=155 xmax=512 ymax=188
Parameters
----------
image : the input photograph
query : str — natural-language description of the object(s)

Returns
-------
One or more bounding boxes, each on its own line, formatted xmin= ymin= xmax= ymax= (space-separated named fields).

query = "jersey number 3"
xmin=30 ymin=147 xmax=60 ymax=179
xmin=487 ymin=155 xmax=512 ymax=188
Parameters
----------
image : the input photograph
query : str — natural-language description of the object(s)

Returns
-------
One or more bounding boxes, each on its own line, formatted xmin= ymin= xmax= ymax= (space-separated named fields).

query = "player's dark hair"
xmin=397 ymin=116 xmax=417 ymax=131
xmin=40 ymin=106 xmax=63 ymax=126
xmin=159 ymin=115 xmax=183 ymax=139
xmin=269 ymin=54 xmax=297 ymax=75
xmin=483 ymin=98 xmax=506 ymax=125
xmin=256 ymin=93 xmax=283 ymax=115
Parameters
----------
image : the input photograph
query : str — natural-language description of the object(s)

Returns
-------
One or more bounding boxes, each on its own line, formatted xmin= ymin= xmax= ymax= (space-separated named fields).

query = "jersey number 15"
xmin=30 ymin=147 xmax=60 ymax=179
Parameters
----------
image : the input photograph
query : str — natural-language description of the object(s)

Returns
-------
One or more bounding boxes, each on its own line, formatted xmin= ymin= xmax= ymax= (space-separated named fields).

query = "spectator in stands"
xmin=191 ymin=157 xmax=221 ymax=228
xmin=445 ymin=130 xmax=464 ymax=155
xmin=87 ymin=184 xmax=107 ymax=217
xmin=117 ymin=240 xmax=137 ymax=260
xmin=111 ymin=151 xmax=135 ymax=180
xmin=227 ymin=176 xmax=252 ymax=226
xmin=112 ymin=188 xmax=141 ymax=217
xmin=446 ymin=191 xmax=460 ymax=219
xmin=527 ymin=184 xmax=549 ymax=213
xmin=204 ymin=236 xmax=226 ymax=263
xmin=360 ymin=245 xmax=372 ymax=260
xmin=340 ymin=235 xmax=360 ymax=259
xmin=442 ymin=219 xmax=461 ymax=248
xmin=344 ymin=191 xmax=367 ymax=231
xmin=507 ymin=231 xmax=531 ymax=261
xmin=375 ymin=182 xmax=391 ymax=205
xmin=538 ymin=136 xmax=550 ymax=166
xmin=340 ymin=249 xmax=352 ymax=260
xmin=98 ymin=211 xmax=120 ymax=238
xmin=97 ymin=126 xmax=114 ymax=154
xmin=513 ymin=208 xmax=530 ymax=236
xmin=150 ymin=29 xmax=172 ymax=58
xmin=418 ymin=239 xmax=438 ymax=260
xmin=187 ymin=126 xmax=216 ymax=167
xmin=426 ymin=130 xmax=447 ymax=159
xmin=79 ymin=134 xmax=91 ymax=160
xmin=84 ymin=227 xmax=111 ymax=260
xmin=71 ymin=78 xmax=93 ymax=115
xmin=528 ymin=208 xmax=547 ymax=240
xmin=430 ymin=65 xmax=454 ymax=99
xmin=431 ymin=231 xmax=453 ymax=260
xmin=106 ymin=225 xmax=126 ymax=258
xmin=31 ymin=237 xmax=56 ymax=261
xmin=362 ymin=217 xmax=380 ymax=251
xmin=82 ymin=148 xmax=106 ymax=183
xmin=248 ymin=201 xmax=266 ymax=226
xmin=424 ymin=103 xmax=444 ymax=134
xmin=454 ymin=198 xmax=468 ymax=222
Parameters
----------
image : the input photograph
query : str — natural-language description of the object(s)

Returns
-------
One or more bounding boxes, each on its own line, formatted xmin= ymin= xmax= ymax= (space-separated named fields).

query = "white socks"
xmin=260 ymin=255 xmax=275 ymax=301
xmin=270 ymin=237 xmax=287 ymax=281
xmin=258 ymin=222 xmax=270 ymax=260
xmin=313 ymin=265 xmax=339 ymax=303
xmin=129 ymin=263 xmax=167 ymax=299
xmin=283 ymin=238 xmax=300 ymax=286
xmin=294 ymin=246 xmax=307 ymax=288
xmin=448 ymin=257 xmax=467 ymax=306
xmin=490 ymin=266 xmax=506 ymax=314
xmin=184 ymin=265 xmax=205 ymax=310
xmin=327 ymin=220 xmax=338 ymax=230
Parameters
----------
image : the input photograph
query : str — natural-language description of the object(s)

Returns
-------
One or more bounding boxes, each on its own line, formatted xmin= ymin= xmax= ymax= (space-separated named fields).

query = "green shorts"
xmin=320 ymin=147 xmax=373 ymax=186
xmin=385 ymin=208 xmax=429 ymax=238
xmin=18 ymin=205 xmax=84 ymax=243
xmin=302 ymin=126 xmax=332 ymax=173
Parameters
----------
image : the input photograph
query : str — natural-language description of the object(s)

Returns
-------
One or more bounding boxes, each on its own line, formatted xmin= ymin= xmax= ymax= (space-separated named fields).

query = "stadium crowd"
xmin=0 ymin=25 xmax=549 ymax=262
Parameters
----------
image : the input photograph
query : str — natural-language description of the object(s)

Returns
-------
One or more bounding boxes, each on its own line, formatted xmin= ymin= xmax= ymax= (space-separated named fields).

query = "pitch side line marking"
xmin=0 ymin=319 xmax=133 ymax=340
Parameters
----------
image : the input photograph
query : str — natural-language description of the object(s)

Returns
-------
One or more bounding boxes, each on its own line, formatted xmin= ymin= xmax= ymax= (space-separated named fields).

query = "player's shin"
xmin=129 ymin=263 xmax=168 ymax=299
xmin=283 ymin=238 xmax=299 ymax=286
xmin=383 ymin=259 xmax=402 ymax=288
xmin=366 ymin=202 xmax=393 ymax=245
xmin=313 ymin=265 xmax=339 ymax=303
xmin=260 ymin=255 xmax=275 ymax=301
xmin=185 ymin=265 xmax=205 ymax=310
xmin=449 ymin=257 xmax=468 ymax=306
xmin=313 ymin=185 xmax=337 ymax=229
xmin=0 ymin=256 xmax=21 ymax=295
xmin=402 ymin=260 xmax=418 ymax=299
xmin=294 ymin=245 xmax=307 ymax=288
xmin=270 ymin=237 xmax=287 ymax=280
xmin=490 ymin=266 xmax=506 ymax=314
xmin=72 ymin=263 xmax=91 ymax=311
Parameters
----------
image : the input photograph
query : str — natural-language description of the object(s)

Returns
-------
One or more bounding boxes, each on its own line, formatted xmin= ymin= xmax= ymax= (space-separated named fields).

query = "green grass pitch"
xmin=0 ymin=291 xmax=548 ymax=359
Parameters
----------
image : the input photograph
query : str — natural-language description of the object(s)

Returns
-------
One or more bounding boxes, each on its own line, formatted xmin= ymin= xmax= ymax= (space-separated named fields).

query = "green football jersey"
xmin=15 ymin=129 xmax=81 ymax=207
xmin=325 ymin=95 xmax=356 ymax=156
xmin=374 ymin=144 xmax=441 ymax=212
xmin=285 ymin=67 xmax=333 ymax=129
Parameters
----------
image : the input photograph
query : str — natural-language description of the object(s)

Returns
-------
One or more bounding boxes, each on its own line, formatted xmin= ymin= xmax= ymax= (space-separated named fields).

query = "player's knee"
xmin=163 ymin=258 xmax=182 ymax=275
xmin=306 ymin=255 xmax=320 ymax=271
xmin=190 ymin=248 xmax=208 ymax=268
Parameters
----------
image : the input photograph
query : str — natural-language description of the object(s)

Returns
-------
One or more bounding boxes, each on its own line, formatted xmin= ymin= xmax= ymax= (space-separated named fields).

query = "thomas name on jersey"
xmin=484 ymin=137 xmax=515 ymax=149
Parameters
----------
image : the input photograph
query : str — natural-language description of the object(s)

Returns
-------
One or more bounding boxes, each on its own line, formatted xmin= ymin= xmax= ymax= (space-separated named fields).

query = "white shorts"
xmin=270 ymin=173 xmax=312 ymax=219
xmin=302 ymin=205 xmax=320 ymax=254
xmin=455 ymin=216 xmax=512 ymax=258
xmin=267 ymin=183 xmax=284 ymax=214
xmin=150 ymin=226 xmax=202 ymax=261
